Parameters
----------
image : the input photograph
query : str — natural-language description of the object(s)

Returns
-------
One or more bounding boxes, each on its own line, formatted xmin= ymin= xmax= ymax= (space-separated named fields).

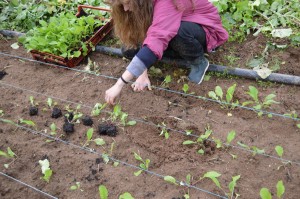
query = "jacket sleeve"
xmin=143 ymin=0 xmax=184 ymax=60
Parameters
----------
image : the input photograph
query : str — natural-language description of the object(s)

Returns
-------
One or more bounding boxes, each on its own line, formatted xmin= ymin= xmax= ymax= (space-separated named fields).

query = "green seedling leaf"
xmin=208 ymin=91 xmax=218 ymax=100
xmin=4 ymin=164 xmax=9 ymax=169
xmin=228 ymin=175 xmax=240 ymax=196
xmin=198 ymin=149 xmax=204 ymax=155
xmin=252 ymin=146 xmax=265 ymax=155
xmin=247 ymin=86 xmax=259 ymax=102
xmin=226 ymin=130 xmax=236 ymax=144
xmin=119 ymin=192 xmax=134 ymax=199
xmin=182 ymin=84 xmax=189 ymax=93
xmin=29 ymin=96 xmax=35 ymax=106
xmin=183 ymin=140 xmax=196 ymax=145
xmin=19 ymin=119 xmax=35 ymax=127
xmin=47 ymin=98 xmax=53 ymax=108
xmin=86 ymin=128 xmax=93 ymax=141
xmin=0 ymin=150 xmax=8 ymax=157
xmin=94 ymin=138 xmax=105 ymax=146
xmin=186 ymin=174 xmax=191 ymax=185
xmin=275 ymin=146 xmax=283 ymax=158
xmin=230 ymin=153 xmax=237 ymax=159
xmin=276 ymin=180 xmax=285 ymax=198
xmin=260 ymin=188 xmax=272 ymax=199
xmin=237 ymin=141 xmax=250 ymax=150
xmin=185 ymin=130 xmax=193 ymax=135
xmin=215 ymin=86 xmax=223 ymax=99
xmin=99 ymin=185 xmax=108 ymax=199
xmin=127 ymin=120 xmax=136 ymax=126
xmin=7 ymin=147 xmax=15 ymax=158
xmin=133 ymin=152 xmax=143 ymax=162
xmin=0 ymin=119 xmax=15 ymax=125
xmin=70 ymin=185 xmax=78 ymax=190
xmin=134 ymin=170 xmax=143 ymax=176
xmin=50 ymin=123 xmax=56 ymax=132
xmin=102 ymin=154 xmax=109 ymax=164
xmin=297 ymin=124 xmax=300 ymax=129
xmin=202 ymin=171 xmax=222 ymax=189
xmin=113 ymin=162 xmax=119 ymax=167
xmin=164 ymin=176 xmax=178 ymax=185
xmin=214 ymin=139 xmax=223 ymax=148
xmin=43 ymin=169 xmax=52 ymax=183
xmin=11 ymin=42 xmax=19 ymax=49
xmin=226 ymin=84 xmax=236 ymax=103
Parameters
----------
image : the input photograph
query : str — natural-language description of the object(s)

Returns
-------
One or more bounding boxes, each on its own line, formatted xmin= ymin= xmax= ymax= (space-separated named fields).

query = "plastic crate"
xmin=30 ymin=5 xmax=113 ymax=68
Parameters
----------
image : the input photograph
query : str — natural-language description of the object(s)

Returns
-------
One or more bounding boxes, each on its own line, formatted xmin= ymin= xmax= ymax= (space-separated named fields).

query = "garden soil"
xmin=0 ymin=37 xmax=299 ymax=199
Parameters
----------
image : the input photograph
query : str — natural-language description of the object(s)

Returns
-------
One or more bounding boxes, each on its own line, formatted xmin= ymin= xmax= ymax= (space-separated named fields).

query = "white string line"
xmin=0 ymin=172 xmax=58 ymax=199
xmin=0 ymin=119 xmax=228 ymax=199
xmin=0 ymin=52 xmax=299 ymax=122
xmin=0 ymin=81 xmax=299 ymax=166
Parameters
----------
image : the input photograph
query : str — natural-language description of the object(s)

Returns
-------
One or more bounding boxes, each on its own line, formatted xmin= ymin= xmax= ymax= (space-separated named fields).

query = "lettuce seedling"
xmin=260 ymin=180 xmax=285 ymax=199
xmin=39 ymin=159 xmax=52 ymax=183
xmin=0 ymin=109 xmax=4 ymax=117
xmin=208 ymin=84 xmax=238 ymax=109
xmin=119 ymin=192 xmax=134 ymax=199
xmin=70 ymin=182 xmax=83 ymax=191
xmin=242 ymin=86 xmax=279 ymax=116
xmin=133 ymin=152 xmax=150 ymax=176
xmin=99 ymin=185 xmax=108 ymax=199
xmin=159 ymin=122 xmax=169 ymax=139
xmin=91 ymin=103 xmax=107 ymax=117
xmin=0 ymin=147 xmax=17 ymax=168
xmin=109 ymin=104 xmax=136 ymax=127
xmin=161 ymin=75 xmax=172 ymax=88
xmin=83 ymin=128 xmax=106 ymax=147
xmin=164 ymin=176 xmax=178 ymax=185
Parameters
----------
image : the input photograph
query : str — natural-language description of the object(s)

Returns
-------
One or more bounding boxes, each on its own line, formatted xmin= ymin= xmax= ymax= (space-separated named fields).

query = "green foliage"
xmin=0 ymin=0 xmax=110 ymax=32
xmin=0 ymin=147 xmax=17 ymax=168
xmin=208 ymin=84 xmax=238 ymax=109
xmin=260 ymin=180 xmax=285 ymax=199
xmin=242 ymin=86 xmax=279 ymax=116
xmin=39 ymin=159 xmax=52 ymax=183
xmin=275 ymin=145 xmax=283 ymax=158
xmin=109 ymin=104 xmax=136 ymax=126
xmin=99 ymin=185 xmax=108 ymax=199
xmin=83 ymin=128 xmax=106 ymax=147
xmin=237 ymin=141 xmax=265 ymax=156
xmin=161 ymin=75 xmax=172 ymax=88
xmin=91 ymin=103 xmax=107 ymax=116
xmin=133 ymin=152 xmax=150 ymax=176
xmin=65 ymin=104 xmax=83 ymax=123
xmin=19 ymin=118 xmax=36 ymax=127
xmin=70 ymin=182 xmax=82 ymax=191
xmin=164 ymin=176 xmax=178 ymax=185
xmin=228 ymin=175 xmax=240 ymax=198
xmin=260 ymin=188 xmax=272 ymax=199
xmin=226 ymin=130 xmax=236 ymax=144
xmin=202 ymin=171 xmax=222 ymax=189
xmin=119 ymin=192 xmax=134 ymax=199
xmin=159 ymin=122 xmax=169 ymax=139
xmin=21 ymin=12 xmax=104 ymax=59
xmin=0 ymin=109 xmax=4 ymax=117
xmin=213 ymin=0 xmax=300 ymax=43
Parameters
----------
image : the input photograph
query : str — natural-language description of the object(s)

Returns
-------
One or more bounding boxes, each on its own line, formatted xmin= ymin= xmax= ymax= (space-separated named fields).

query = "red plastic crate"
xmin=30 ymin=5 xmax=113 ymax=68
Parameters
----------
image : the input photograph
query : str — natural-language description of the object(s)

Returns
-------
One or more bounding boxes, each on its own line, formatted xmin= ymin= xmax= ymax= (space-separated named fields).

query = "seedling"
xmin=29 ymin=96 xmax=39 ymax=116
xmin=260 ymin=180 xmax=285 ymax=199
xmin=182 ymin=83 xmax=195 ymax=95
xmin=85 ymin=57 xmax=101 ymax=75
xmin=179 ymin=174 xmax=192 ymax=199
xmin=208 ymin=84 xmax=239 ymax=109
xmin=83 ymin=128 xmax=106 ymax=147
xmin=47 ymin=98 xmax=62 ymax=118
xmin=242 ymin=86 xmax=279 ymax=116
xmin=91 ymin=103 xmax=107 ymax=117
xmin=99 ymin=185 xmax=108 ymax=199
xmin=19 ymin=118 xmax=36 ymax=128
xmin=164 ymin=175 xmax=178 ymax=185
xmin=119 ymin=192 xmax=134 ymax=199
xmin=159 ymin=122 xmax=169 ymax=139
xmin=65 ymin=104 xmax=83 ymax=124
xmin=108 ymin=104 xmax=136 ymax=127
xmin=0 ymin=147 xmax=17 ymax=168
xmin=39 ymin=159 xmax=53 ymax=183
xmin=226 ymin=130 xmax=236 ymax=145
xmin=133 ymin=152 xmax=150 ymax=176
xmin=50 ymin=123 xmax=57 ymax=136
xmin=70 ymin=182 xmax=83 ymax=191
xmin=200 ymin=171 xmax=241 ymax=198
xmin=237 ymin=141 xmax=265 ymax=156
xmin=0 ymin=109 xmax=4 ymax=117
xmin=101 ymin=141 xmax=119 ymax=166
xmin=161 ymin=75 xmax=172 ymax=88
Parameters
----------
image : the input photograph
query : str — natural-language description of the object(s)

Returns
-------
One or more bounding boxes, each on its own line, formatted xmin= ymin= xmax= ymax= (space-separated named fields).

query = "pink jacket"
xmin=143 ymin=0 xmax=229 ymax=59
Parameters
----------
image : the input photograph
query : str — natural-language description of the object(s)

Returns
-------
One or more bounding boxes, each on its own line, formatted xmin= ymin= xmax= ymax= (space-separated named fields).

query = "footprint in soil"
xmin=29 ymin=106 xmax=38 ymax=116
xmin=51 ymin=107 xmax=62 ymax=118
xmin=98 ymin=123 xmax=117 ymax=137
xmin=0 ymin=70 xmax=7 ymax=80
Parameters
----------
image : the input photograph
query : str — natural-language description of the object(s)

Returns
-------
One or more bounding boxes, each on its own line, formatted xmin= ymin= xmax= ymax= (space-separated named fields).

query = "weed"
xmin=133 ymin=152 xmax=150 ymax=176
xmin=39 ymin=159 xmax=53 ymax=183
xmin=0 ymin=147 xmax=17 ymax=168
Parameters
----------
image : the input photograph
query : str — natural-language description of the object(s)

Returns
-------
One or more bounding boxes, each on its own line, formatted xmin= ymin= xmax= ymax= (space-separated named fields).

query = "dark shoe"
xmin=188 ymin=58 xmax=209 ymax=84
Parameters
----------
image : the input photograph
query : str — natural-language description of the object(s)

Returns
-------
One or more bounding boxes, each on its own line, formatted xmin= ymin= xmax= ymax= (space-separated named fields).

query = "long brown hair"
xmin=105 ymin=0 xmax=195 ymax=48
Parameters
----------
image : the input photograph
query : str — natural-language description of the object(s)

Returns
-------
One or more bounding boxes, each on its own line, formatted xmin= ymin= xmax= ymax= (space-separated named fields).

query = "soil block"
xmin=82 ymin=115 xmax=93 ymax=126
xmin=29 ymin=106 xmax=38 ymax=116
xmin=51 ymin=107 xmax=62 ymax=119
xmin=64 ymin=112 xmax=74 ymax=123
xmin=98 ymin=123 xmax=117 ymax=137
xmin=63 ymin=122 xmax=74 ymax=134
xmin=0 ymin=70 xmax=7 ymax=80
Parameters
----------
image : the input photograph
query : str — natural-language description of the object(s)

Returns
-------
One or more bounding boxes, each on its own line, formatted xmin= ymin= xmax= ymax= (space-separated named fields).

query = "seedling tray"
xmin=30 ymin=5 xmax=113 ymax=68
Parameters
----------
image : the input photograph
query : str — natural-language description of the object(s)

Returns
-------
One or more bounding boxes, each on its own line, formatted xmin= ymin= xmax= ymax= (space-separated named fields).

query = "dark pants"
xmin=122 ymin=21 xmax=207 ymax=63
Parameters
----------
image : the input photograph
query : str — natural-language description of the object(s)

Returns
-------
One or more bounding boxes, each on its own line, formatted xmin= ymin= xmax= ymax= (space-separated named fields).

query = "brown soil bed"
xmin=0 ymin=38 xmax=300 ymax=199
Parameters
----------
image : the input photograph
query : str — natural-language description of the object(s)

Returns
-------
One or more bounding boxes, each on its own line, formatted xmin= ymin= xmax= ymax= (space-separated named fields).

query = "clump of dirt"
xmin=82 ymin=115 xmax=93 ymax=126
xmin=51 ymin=107 xmax=62 ymax=118
xmin=98 ymin=123 xmax=117 ymax=137
xmin=203 ymin=140 xmax=216 ymax=155
xmin=64 ymin=112 xmax=74 ymax=123
xmin=0 ymin=70 xmax=7 ymax=80
xmin=29 ymin=106 xmax=38 ymax=116
xmin=63 ymin=122 xmax=74 ymax=134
